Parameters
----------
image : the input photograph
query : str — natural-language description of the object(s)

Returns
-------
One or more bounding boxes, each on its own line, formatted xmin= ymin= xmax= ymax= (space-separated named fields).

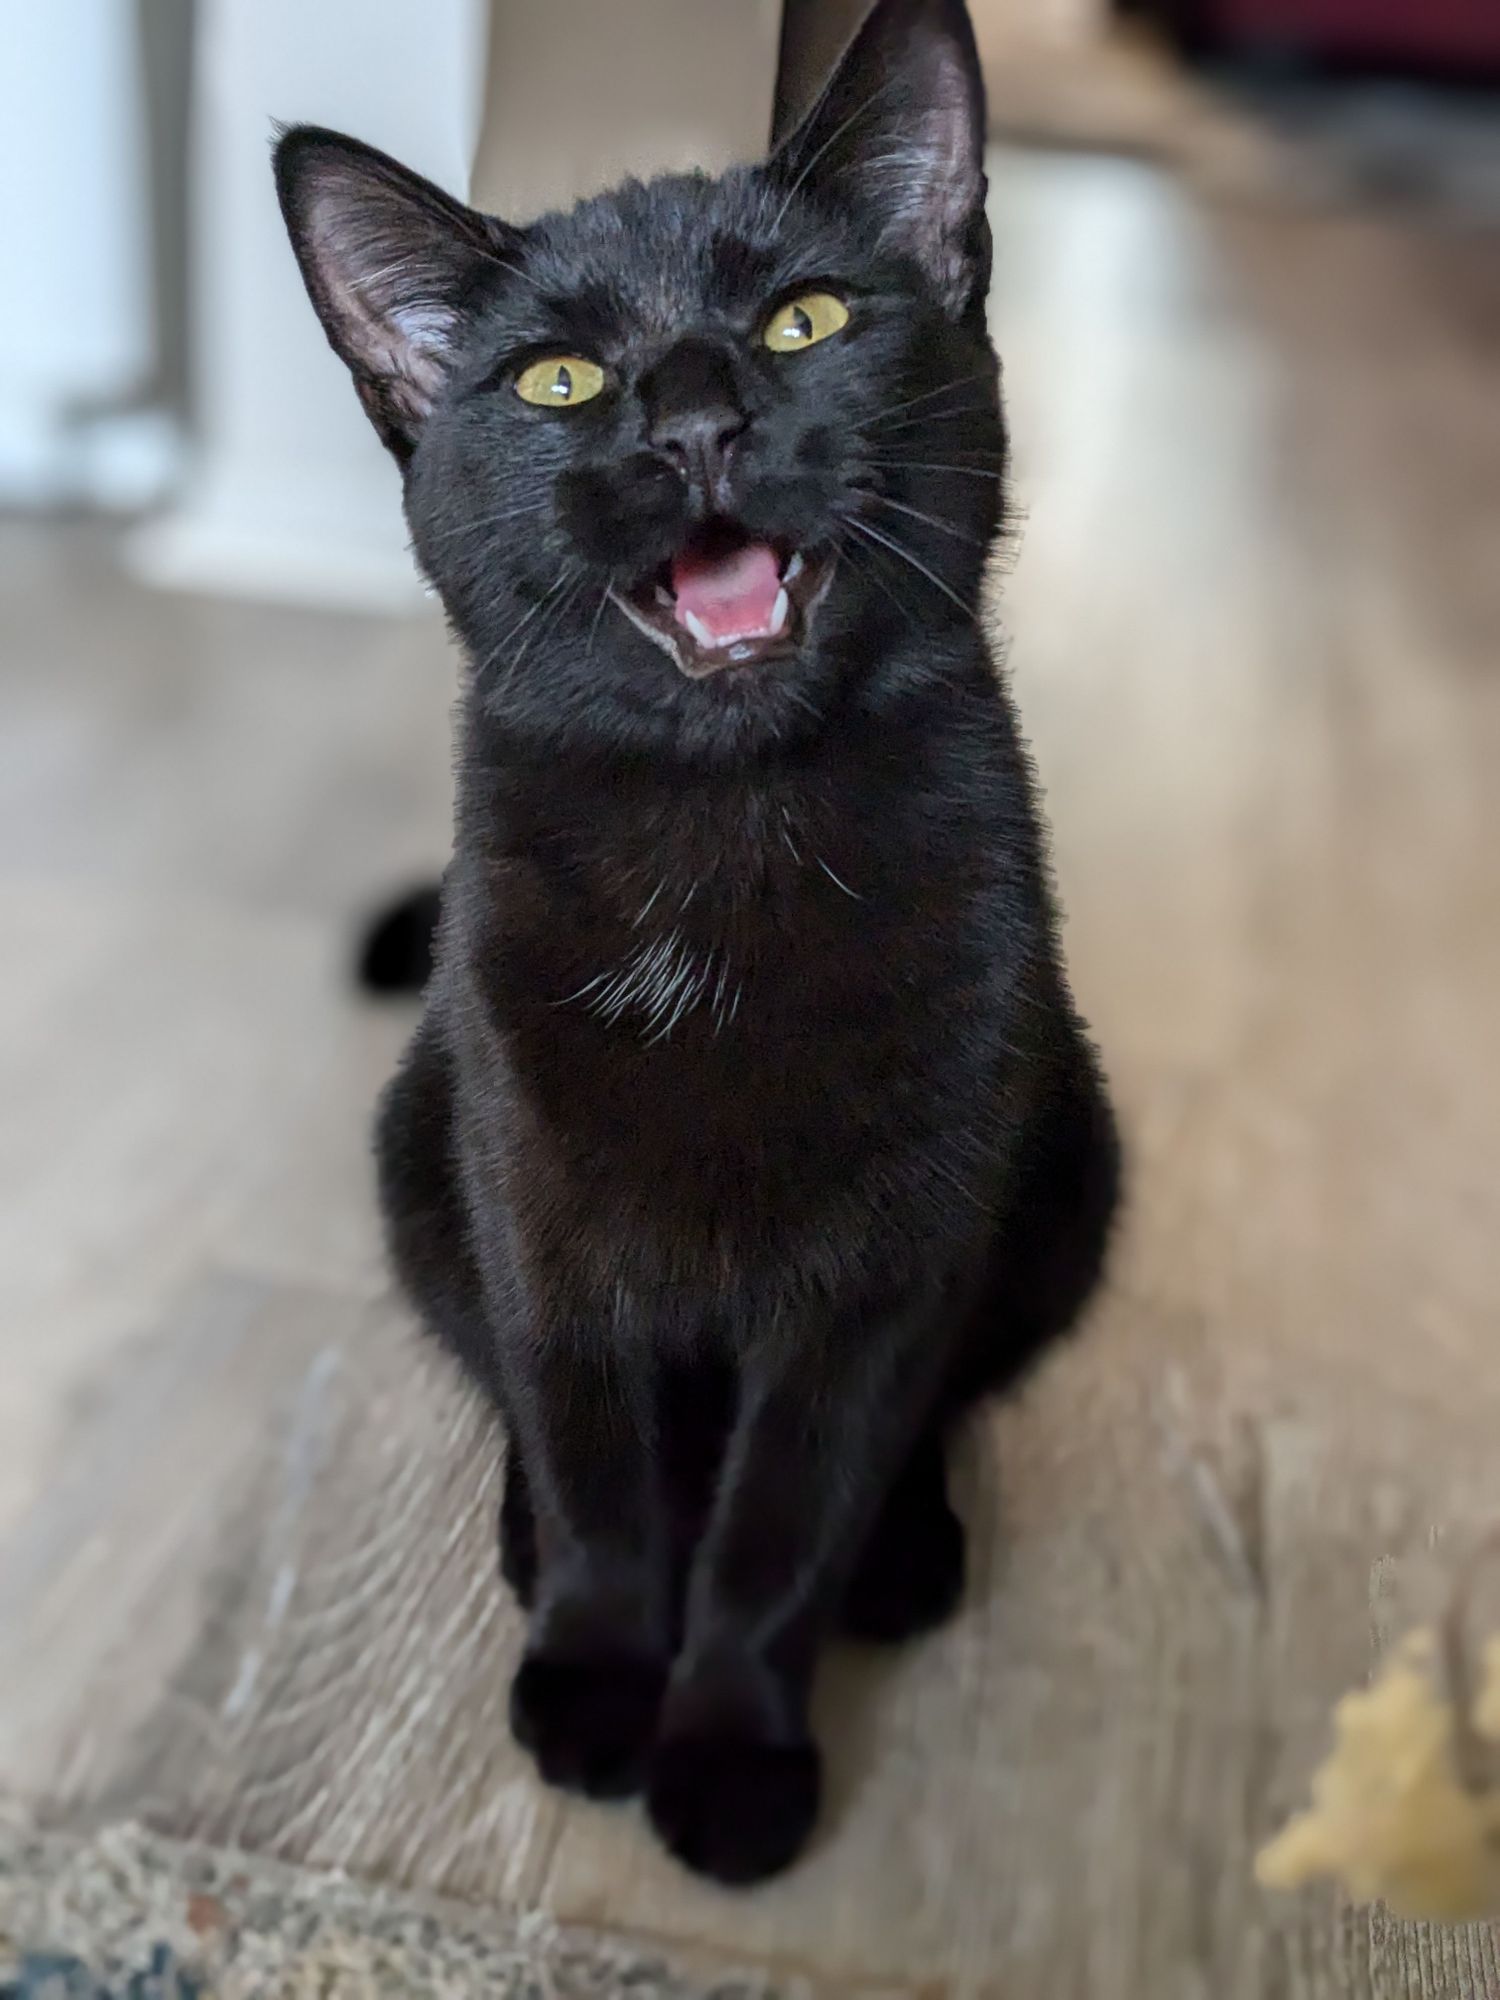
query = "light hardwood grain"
xmin=2 ymin=148 xmax=1498 ymax=1997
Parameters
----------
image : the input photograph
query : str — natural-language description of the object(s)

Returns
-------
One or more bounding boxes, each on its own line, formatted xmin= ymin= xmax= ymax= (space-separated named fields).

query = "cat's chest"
xmin=461 ymin=740 xmax=1028 ymax=1128
xmin=491 ymin=805 xmax=953 ymax=1054
xmin=551 ymin=879 xmax=882 ymax=1048
xmin=459 ymin=777 xmax=1028 ymax=1240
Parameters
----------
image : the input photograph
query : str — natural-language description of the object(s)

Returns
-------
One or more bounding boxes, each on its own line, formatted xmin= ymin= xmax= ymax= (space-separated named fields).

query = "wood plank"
xmin=0 ymin=1275 xmax=556 ymax=1911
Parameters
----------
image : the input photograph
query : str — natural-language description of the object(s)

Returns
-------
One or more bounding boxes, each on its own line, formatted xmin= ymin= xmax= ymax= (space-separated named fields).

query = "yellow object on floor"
xmin=1257 ymin=1628 xmax=1500 ymax=1921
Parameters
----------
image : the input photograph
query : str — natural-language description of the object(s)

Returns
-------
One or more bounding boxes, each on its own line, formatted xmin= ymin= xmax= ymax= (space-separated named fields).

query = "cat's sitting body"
xmin=276 ymin=0 xmax=1119 ymax=1885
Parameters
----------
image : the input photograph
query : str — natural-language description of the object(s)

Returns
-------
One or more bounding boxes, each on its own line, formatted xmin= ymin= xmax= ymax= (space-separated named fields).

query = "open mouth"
xmin=612 ymin=523 xmax=833 ymax=679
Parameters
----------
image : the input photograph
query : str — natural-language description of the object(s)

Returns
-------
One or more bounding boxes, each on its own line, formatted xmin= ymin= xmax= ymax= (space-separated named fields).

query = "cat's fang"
xmin=679 ymin=591 xmax=790 ymax=654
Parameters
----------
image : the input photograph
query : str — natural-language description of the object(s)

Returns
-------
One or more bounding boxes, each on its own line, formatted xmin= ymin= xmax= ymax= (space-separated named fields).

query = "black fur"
xmin=276 ymin=0 xmax=1120 ymax=1885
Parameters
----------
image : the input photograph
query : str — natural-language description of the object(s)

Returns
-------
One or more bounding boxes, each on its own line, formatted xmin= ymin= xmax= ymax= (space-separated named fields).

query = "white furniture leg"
xmin=128 ymin=0 xmax=486 ymax=610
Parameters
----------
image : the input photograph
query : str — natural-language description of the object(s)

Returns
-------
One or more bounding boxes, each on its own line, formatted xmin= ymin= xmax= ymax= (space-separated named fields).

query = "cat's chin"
xmin=610 ymin=540 xmax=835 ymax=681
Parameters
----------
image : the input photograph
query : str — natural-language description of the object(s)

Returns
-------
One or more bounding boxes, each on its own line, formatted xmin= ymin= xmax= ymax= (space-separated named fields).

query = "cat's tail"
xmin=356 ymin=884 xmax=441 ymax=995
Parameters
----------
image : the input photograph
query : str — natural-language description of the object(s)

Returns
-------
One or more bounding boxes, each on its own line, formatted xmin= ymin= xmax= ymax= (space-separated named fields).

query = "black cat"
xmin=275 ymin=0 xmax=1120 ymax=1885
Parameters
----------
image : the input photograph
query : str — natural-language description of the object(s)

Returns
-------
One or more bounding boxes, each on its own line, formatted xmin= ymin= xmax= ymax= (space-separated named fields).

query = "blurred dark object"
xmin=357 ymin=885 xmax=441 ymax=996
xmin=1123 ymin=0 xmax=1500 ymax=72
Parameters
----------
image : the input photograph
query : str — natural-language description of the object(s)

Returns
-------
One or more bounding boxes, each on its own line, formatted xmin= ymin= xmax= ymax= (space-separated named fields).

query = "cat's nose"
xmin=641 ymin=340 xmax=750 ymax=508
xmin=651 ymin=406 xmax=748 ymax=501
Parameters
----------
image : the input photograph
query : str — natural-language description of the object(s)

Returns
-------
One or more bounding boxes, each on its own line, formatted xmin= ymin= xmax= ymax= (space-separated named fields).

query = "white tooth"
xmin=730 ymin=643 xmax=756 ymax=662
xmin=784 ymin=551 xmax=804 ymax=582
xmin=683 ymin=609 xmax=715 ymax=648
xmin=655 ymin=585 xmax=673 ymax=607
xmin=770 ymin=586 xmax=790 ymax=634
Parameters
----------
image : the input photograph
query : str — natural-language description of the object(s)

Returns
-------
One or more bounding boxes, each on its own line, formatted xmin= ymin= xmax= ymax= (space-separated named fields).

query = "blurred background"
xmin=3 ymin=3 xmax=1499 ymax=1994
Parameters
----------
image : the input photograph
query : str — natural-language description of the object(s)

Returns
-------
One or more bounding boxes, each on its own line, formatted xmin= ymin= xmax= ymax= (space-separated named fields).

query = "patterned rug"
xmin=0 ymin=1811 xmax=794 ymax=2000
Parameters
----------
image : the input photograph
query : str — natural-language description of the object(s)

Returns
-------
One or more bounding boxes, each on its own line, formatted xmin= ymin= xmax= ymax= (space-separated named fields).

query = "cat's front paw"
xmin=510 ymin=1649 xmax=666 ymax=1798
xmin=647 ymin=1730 xmax=821 ymax=1885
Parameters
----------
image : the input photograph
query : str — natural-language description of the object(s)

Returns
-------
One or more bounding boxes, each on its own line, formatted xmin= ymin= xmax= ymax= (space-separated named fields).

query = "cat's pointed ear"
xmin=274 ymin=125 xmax=514 ymax=461
xmin=767 ymin=0 xmax=989 ymax=319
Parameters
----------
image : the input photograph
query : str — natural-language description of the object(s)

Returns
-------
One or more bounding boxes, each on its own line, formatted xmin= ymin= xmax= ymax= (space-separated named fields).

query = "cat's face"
xmin=276 ymin=0 xmax=1003 ymax=759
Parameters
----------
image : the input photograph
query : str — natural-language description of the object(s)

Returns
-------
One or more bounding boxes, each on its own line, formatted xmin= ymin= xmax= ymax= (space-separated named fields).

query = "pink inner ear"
xmin=671 ymin=541 xmax=782 ymax=642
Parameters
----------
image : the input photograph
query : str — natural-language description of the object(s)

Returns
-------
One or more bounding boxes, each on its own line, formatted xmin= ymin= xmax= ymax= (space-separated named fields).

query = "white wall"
xmin=471 ymin=0 xmax=780 ymax=219
xmin=129 ymin=0 xmax=487 ymax=610
xmin=0 ymin=5 xmax=172 ymax=507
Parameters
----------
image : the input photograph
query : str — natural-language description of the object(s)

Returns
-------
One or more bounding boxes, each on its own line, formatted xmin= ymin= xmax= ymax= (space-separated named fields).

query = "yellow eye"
xmin=514 ymin=356 xmax=606 ymax=408
xmin=762 ymin=292 xmax=850 ymax=353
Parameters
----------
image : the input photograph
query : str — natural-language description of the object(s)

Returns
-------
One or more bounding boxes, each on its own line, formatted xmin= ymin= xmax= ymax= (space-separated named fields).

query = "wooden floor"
xmin=3 ymin=150 xmax=1499 ymax=1998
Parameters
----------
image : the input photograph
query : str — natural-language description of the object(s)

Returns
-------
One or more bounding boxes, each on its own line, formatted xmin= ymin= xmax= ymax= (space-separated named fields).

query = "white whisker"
xmin=843 ymin=516 xmax=975 ymax=621
xmin=870 ymin=459 xmax=1004 ymax=481
xmin=419 ymin=499 xmax=550 ymax=551
xmin=867 ymin=369 xmax=996 ymax=432
xmin=817 ymin=856 xmax=863 ymax=901
xmin=869 ymin=492 xmax=989 ymax=549
xmin=586 ymin=574 xmax=614 ymax=657
xmin=835 ymin=531 xmax=919 ymax=628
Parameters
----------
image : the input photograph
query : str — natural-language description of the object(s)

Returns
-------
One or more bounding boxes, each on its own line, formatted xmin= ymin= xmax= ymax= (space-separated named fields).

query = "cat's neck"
xmin=458 ymin=623 xmax=997 ymax=802
xmin=452 ymin=641 xmax=1014 ymax=951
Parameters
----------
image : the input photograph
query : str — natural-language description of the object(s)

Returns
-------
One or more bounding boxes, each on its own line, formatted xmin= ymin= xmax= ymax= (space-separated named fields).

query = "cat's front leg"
xmin=497 ymin=1447 xmax=537 ymax=1608
xmin=502 ymin=1321 xmax=674 ymax=1800
xmin=647 ymin=1283 xmax=948 ymax=1883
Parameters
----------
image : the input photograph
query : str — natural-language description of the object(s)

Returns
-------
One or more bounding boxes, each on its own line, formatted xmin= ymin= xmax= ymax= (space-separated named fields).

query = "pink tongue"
xmin=671 ymin=540 xmax=781 ymax=643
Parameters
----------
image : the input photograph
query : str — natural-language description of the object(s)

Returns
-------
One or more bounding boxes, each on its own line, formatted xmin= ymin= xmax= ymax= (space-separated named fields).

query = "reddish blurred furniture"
xmin=1208 ymin=0 xmax=1500 ymax=67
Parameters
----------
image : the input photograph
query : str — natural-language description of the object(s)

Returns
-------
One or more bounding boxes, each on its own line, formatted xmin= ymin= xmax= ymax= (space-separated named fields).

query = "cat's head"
xmin=275 ymin=0 xmax=1004 ymax=760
